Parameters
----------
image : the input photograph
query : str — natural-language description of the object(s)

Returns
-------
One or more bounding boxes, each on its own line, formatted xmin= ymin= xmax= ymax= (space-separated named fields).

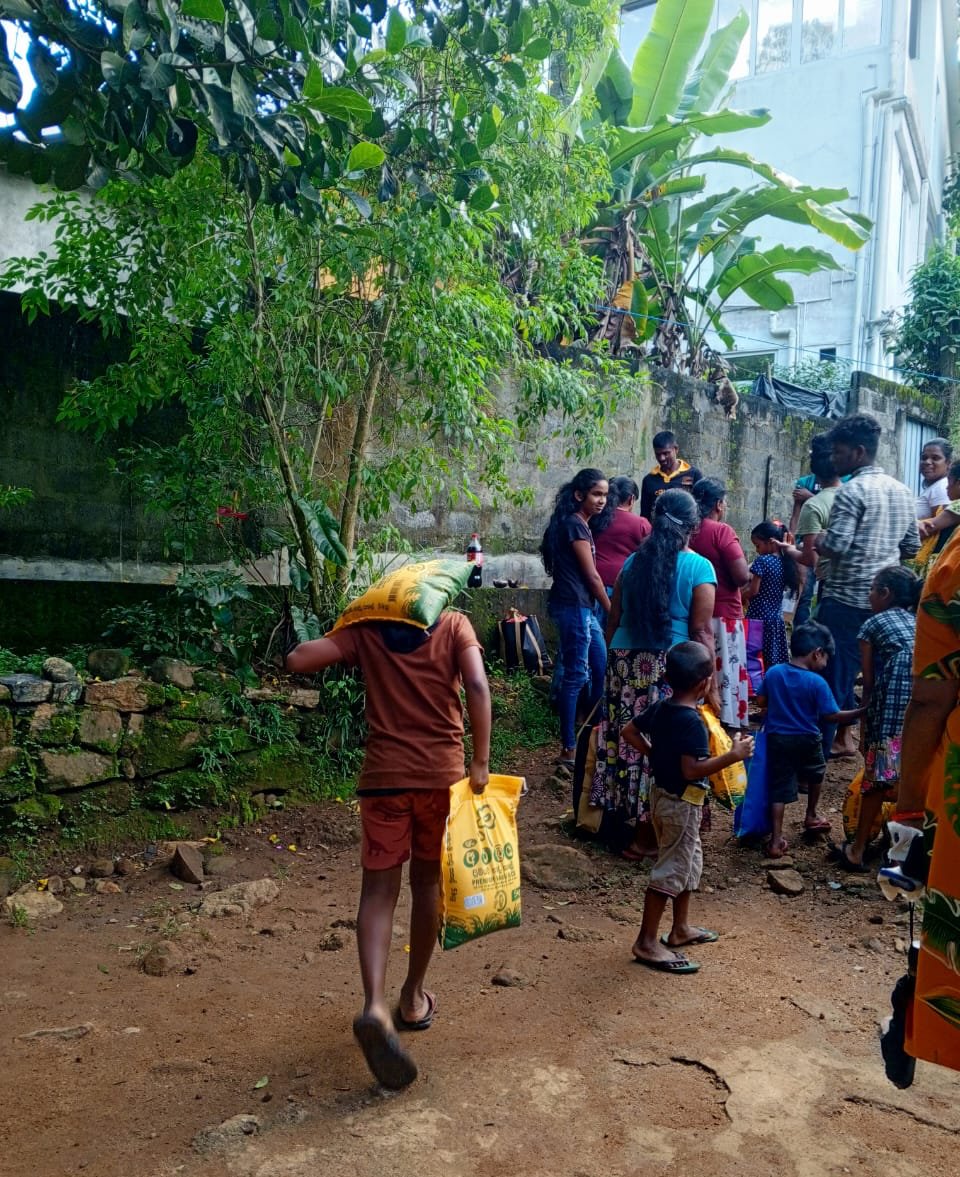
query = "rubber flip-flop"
xmin=352 ymin=1015 xmax=418 ymax=1089
xmin=835 ymin=846 xmax=870 ymax=874
xmin=632 ymin=954 xmax=700 ymax=974
xmin=804 ymin=819 xmax=832 ymax=833
xmin=660 ymin=929 xmax=719 ymax=948
xmin=393 ymin=990 xmax=437 ymax=1033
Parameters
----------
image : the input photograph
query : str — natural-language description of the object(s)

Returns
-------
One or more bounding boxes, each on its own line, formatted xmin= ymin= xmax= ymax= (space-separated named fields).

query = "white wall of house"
xmin=620 ymin=0 xmax=960 ymax=380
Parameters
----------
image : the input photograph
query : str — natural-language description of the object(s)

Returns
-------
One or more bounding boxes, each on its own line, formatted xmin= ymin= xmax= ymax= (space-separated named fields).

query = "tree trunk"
xmin=335 ymin=270 xmax=400 ymax=596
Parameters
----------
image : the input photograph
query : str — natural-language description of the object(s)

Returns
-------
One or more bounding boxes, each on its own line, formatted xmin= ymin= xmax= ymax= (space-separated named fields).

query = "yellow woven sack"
xmin=698 ymin=705 xmax=746 ymax=812
xmin=575 ymin=726 xmax=603 ymax=835
xmin=439 ymin=774 xmax=524 ymax=950
xmin=331 ymin=559 xmax=471 ymax=632
xmin=842 ymin=768 xmax=895 ymax=842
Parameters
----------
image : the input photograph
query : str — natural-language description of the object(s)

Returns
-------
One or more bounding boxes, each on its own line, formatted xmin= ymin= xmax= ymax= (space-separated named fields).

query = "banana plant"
xmin=583 ymin=0 xmax=870 ymax=375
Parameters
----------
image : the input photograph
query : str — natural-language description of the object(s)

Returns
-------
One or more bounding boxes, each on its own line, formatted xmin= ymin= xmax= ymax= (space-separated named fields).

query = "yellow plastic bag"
xmin=575 ymin=726 xmax=603 ymax=835
xmin=439 ymin=774 xmax=524 ymax=950
xmin=332 ymin=559 xmax=471 ymax=632
xmin=698 ymin=705 xmax=746 ymax=812
xmin=842 ymin=768 xmax=895 ymax=842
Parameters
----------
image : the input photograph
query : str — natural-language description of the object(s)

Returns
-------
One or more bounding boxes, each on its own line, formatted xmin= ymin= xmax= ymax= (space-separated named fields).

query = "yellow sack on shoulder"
xmin=698 ymin=705 xmax=746 ymax=812
xmin=439 ymin=774 xmax=524 ymax=950
xmin=331 ymin=559 xmax=471 ymax=632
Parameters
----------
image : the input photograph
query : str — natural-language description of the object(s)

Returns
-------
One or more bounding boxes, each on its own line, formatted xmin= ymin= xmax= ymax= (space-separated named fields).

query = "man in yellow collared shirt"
xmin=639 ymin=430 xmax=703 ymax=519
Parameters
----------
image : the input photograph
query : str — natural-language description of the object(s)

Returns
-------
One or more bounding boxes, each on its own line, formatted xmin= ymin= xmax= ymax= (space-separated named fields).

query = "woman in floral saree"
xmin=897 ymin=528 xmax=960 ymax=1071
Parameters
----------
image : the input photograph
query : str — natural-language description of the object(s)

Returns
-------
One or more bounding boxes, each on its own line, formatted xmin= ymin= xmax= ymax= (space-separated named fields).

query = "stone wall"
xmin=0 ymin=652 xmax=345 ymax=845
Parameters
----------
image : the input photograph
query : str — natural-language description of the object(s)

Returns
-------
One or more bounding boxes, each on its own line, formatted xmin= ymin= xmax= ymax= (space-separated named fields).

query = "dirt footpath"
xmin=1 ymin=755 xmax=957 ymax=1177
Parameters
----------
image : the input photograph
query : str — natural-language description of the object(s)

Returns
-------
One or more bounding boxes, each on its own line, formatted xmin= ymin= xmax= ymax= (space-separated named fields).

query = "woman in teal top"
xmin=590 ymin=489 xmax=717 ymax=858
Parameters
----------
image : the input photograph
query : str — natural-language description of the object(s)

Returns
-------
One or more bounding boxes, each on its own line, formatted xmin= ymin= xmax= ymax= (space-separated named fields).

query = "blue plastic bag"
xmin=734 ymin=727 xmax=770 ymax=840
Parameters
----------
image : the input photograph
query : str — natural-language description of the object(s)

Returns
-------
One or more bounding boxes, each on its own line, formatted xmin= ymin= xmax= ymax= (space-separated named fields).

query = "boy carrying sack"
xmin=286 ymin=610 xmax=491 ymax=1090
xmin=623 ymin=643 xmax=753 ymax=974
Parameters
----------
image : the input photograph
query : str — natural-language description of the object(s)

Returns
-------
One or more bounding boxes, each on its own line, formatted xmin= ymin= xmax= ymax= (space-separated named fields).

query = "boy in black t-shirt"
xmin=624 ymin=643 xmax=753 ymax=973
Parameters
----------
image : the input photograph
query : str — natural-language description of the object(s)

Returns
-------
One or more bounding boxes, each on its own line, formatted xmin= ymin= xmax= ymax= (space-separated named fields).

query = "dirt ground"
xmin=1 ymin=751 xmax=957 ymax=1177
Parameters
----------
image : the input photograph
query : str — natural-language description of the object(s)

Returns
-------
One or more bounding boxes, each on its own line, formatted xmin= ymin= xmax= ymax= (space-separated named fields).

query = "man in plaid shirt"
xmin=815 ymin=414 xmax=919 ymax=757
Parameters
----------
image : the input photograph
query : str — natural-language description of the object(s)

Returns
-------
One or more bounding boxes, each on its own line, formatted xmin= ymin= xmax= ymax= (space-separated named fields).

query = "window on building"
xmin=908 ymin=0 xmax=921 ymax=59
xmin=819 ymin=347 xmax=837 ymax=361
xmin=756 ymin=0 xmax=794 ymax=73
xmin=842 ymin=0 xmax=881 ymax=51
xmin=802 ymin=0 xmax=838 ymax=63
xmin=724 ymin=352 xmax=777 ymax=382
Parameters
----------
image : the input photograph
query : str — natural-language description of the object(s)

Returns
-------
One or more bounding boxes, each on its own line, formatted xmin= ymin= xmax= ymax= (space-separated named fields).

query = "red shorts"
xmin=359 ymin=790 xmax=451 ymax=870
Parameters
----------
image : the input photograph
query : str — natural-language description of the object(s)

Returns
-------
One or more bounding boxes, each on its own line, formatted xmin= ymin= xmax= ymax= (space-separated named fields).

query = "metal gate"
xmin=901 ymin=417 xmax=939 ymax=496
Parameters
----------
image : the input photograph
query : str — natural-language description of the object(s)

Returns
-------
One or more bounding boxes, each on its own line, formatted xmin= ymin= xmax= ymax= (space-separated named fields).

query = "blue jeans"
xmin=817 ymin=596 xmax=870 ymax=755
xmin=793 ymin=571 xmax=815 ymax=627
xmin=549 ymin=602 xmax=607 ymax=751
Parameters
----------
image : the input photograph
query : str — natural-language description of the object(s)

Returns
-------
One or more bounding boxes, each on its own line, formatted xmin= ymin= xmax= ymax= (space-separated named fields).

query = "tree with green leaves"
xmin=2 ymin=0 xmax=630 ymax=629
xmin=580 ymin=0 xmax=871 ymax=375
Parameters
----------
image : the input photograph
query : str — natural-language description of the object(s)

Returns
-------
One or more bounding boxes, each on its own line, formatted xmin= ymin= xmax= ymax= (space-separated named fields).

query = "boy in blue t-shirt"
xmin=623 ymin=643 xmax=753 ymax=974
xmin=757 ymin=622 xmax=865 ymax=857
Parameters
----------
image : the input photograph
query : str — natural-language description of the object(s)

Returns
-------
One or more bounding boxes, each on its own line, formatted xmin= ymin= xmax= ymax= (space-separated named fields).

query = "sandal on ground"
xmin=632 ymin=953 xmax=700 ymax=974
xmin=803 ymin=818 xmax=832 ymax=833
xmin=834 ymin=845 xmax=869 ymax=874
xmin=352 ymin=1015 xmax=418 ymax=1090
xmin=393 ymin=990 xmax=437 ymax=1033
xmin=660 ymin=929 xmax=719 ymax=948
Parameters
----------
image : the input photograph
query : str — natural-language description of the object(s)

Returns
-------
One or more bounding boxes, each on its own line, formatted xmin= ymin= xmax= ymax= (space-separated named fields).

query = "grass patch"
xmin=478 ymin=669 xmax=555 ymax=769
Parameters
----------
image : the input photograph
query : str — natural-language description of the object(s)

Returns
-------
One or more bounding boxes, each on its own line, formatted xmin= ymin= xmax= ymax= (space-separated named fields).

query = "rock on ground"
xmin=171 ymin=845 xmax=205 ymax=885
xmin=521 ymin=844 xmax=595 ymax=892
xmin=192 ymin=1114 xmax=261 ymax=1156
xmin=141 ymin=940 xmax=183 ymax=977
xmin=767 ymin=868 xmax=805 ymax=897
xmin=19 ymin=1023 xmax=93 ymax=1041
xmin=149 ymin=657 xmax=195 ymax=690
xmin=199 ymin=879 xmax=280 ymax=919
xmin=5 ymin=888 xmax=64 ymax=920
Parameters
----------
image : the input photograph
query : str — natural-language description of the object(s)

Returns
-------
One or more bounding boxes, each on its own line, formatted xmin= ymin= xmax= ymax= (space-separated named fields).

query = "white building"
xmin=621 ymin=0 xmax=960 ymax=387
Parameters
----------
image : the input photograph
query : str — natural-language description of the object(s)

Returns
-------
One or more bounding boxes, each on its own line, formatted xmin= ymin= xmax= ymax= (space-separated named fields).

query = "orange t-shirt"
xmin=326 ymin=611 xmax=482 ymax=791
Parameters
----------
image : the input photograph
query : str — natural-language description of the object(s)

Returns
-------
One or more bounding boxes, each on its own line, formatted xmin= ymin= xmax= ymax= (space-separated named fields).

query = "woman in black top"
xmin=541 ymin=469 xmax=610 ymax=765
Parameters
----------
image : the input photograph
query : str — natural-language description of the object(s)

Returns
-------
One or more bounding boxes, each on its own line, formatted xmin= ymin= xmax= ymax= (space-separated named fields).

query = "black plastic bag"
xmin=498 ymin=609 xmax=552 ymax=676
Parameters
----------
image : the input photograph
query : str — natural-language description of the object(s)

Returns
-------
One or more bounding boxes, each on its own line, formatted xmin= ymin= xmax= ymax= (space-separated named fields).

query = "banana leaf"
xmin=629 ymin=0 xmax=714 ymax=127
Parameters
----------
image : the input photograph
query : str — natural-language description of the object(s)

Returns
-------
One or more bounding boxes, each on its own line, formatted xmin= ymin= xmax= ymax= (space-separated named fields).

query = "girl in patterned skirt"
xmin=744 ymin=520 xmax=799 ymax=675
xmin=837 ymin=564 xmax=921 ymax=870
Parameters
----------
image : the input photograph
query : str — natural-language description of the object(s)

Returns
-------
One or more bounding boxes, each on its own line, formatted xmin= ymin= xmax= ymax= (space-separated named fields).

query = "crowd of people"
xmin=539 ymin=416 xmax=960 ymax=1005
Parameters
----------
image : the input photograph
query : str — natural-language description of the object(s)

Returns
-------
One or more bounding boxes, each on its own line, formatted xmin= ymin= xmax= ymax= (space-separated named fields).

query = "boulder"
xmin=66 ymin=876 xmax=87 ymax=893
xmin=5 ymin=887 xmax=63 ymax=920
xmin=39 ymin=750 xmax=118 ymax=791
xmin=171 ymin=844 xmax=205 ymax=885
xmin=0 ymin=674 xmax=51 ymax=704
xmin=149 ymin=657 xmax=195 ymax=690
xmin=0 ymin=684 xmax=9 ymax=702
xmin=50 ymin=680 xmax=83 ymax=704
xmin=521 ymin=844 xmax=595 ymax=892
xmin=0 ymin=746 xmax=20 ymax=776
xmin=202 ymin=855 xmax=238 ymax=878
xmin=29 ymin=703 xmax=79 ymax=747
xmin=84 ymin=678 xmax=164 ymax=713
xmin=85 ymin=649 xmax=131 ymax=680
xmin=94 ymin=879 xmax=122 ymax=894
xmin=89 ymin=858 xmax=115 ymax=878
xmin=286 ymin=688 xmax=320 ymax=709
xmin=41 ymin=657 xmax=78 ymax=683
xmin=199 ymin=878 xmax=280 ymax=919
xmin=0 ymin=854 xmax=14 ymax=899
xmin=767 ymin=868 xmax=805 ymax=897
xmin=127 ymin=715 xmax=203 ymax=776
xmin=77 ymin=708 xmax=123 ymax=753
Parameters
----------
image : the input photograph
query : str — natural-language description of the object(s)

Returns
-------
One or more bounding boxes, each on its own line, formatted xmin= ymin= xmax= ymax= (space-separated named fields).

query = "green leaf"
xmin=629 ymin=0 xmax=713 ymax=126
xmin=680 ymin=7 xmax=750 ymax=115
xmin=305 ymin=86 xmax=373 ymax=124
xmin=469 ymin=183 xmax=496 ymax=211
xmin=607 ymin=108 xmax=770 ymax=173
xmin=523 ymin=36 xmax=552 ymax=61
xmin=0 ymin=35 xmax=23 ymax=114
xmin=476 ymin=111 xmax=497 ymax=150
xmin=386 ymin=7 xmax=407 ymax=53
xmin=595 ymin=48 xmax=633 ymax=126
xmin=295 ymin=497 xmax=348 ymax=564
xmin=501 ymin=60 xmax=526 ymax=87
xmin=714 ymin=244 xmax=840 ymax=310
xmin=253 ymin=1075 xmax=269 ymax=1089
xmin=230 ymin=68 xmax=256 ymax=120
xmin=346 ymin=141 xmax=385 ymax=171
xmin=100 ymin=51 xmax=127 ymax=90
xmin=181 ymin=0 xmax=225 ymax=20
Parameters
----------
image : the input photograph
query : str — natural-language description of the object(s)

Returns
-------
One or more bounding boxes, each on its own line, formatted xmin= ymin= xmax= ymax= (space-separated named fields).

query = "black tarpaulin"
xmin=751 ymin=374 xmax=847 ymax=419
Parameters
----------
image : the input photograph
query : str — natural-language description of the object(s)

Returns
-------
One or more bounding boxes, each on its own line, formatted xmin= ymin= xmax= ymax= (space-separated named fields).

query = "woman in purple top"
xmin=540 ymin=469 xmax=611 ymax=766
